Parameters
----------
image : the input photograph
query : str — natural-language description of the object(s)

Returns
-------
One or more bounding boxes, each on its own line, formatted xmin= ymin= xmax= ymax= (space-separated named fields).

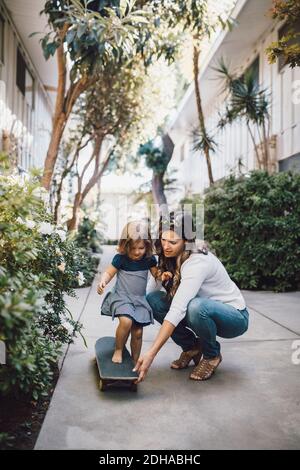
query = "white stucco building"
xmin=0 ymin=0 xmax=55 ymax=171
xmin=168 ymin=0 xmax=300 ymax=196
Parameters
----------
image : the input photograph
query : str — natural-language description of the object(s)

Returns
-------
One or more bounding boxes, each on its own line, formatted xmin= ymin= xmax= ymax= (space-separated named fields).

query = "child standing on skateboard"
xmin=97 ymin=220 xmax=172 ymax=365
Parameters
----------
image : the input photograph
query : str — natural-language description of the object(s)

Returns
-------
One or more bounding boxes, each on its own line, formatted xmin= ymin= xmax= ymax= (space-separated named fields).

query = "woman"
xmin=133 ymin=211 xmax=249 ymax=382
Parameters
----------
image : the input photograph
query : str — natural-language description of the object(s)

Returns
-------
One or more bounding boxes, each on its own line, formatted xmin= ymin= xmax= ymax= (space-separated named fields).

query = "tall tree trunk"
xmin=54 ymin=181 xmax=63 ymax=223
xmin=262 ymin=120 xmax=270 ymax=173
xmin=41 ymin=29 xmax=67 ymax=190
xmin=54 ymin=156 xmax=76 ymax=223
xmin=66 ymin=191 xmax=82 ymax=232
xmin=53 ymin=136 xmax=92 ymax=223
xmin=43 ymin=115 xmax=67 ymax=191
xmin=66 ymin=134 xmax=107 ymax=231
xmin=247 ymin=122 xmax=262 ymax=169
xmin=42 ymin=79 xmax=94 ymax=190
xmin=152 ymin=173 xmax=168 ymax=205
xmin=96 ymin=177 xmax=102 ymax=210
xmin=41 ymin=26 xmax=96 ymax=190
xmin=80 ymin=135 xmax=104 ymax=201
xmin=193 ymin=43 xmax=214 ymax=186
xmin=151 ymin=134 xmax=174 ymax=216
xmin=67 ymin=163 xmax=111 ymax=232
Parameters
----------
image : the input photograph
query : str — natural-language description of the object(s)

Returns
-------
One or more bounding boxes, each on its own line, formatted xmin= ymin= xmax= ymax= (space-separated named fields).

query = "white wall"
xmin=170 ymin=21 xmax=300 ymax=195
xmin=0 ymin=2 xmax=53 ymax=171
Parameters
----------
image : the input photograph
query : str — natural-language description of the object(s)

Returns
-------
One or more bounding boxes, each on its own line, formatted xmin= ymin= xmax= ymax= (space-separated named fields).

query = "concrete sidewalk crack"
xmin=142 ymin=337 xmax=300 ymax=344
xmin=247 ymin=305 xmax=300 ymax=337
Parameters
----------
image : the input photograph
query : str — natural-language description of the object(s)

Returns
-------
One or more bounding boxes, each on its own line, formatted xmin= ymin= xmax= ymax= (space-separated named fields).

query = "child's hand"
xmin=161 ymin=271 xmax=173 ymax=282
xmin=97 ymin=280 xmax=106 ymax=295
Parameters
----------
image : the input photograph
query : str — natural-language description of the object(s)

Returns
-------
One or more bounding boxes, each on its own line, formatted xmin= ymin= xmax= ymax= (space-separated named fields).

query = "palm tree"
xmin=215 ymin=59 xmax=271 ymax=171
xmin=138 ymin=135 xmax=174 ymax=215
xmin=193 ymin=42 xmax=216 ymax=185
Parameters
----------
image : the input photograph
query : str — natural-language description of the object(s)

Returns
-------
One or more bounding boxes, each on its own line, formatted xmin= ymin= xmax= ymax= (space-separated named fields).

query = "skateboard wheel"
xmin=99 ymin=379 xmax=107 ymax=391
xmin=130 ymin=383 xmax=137 ymax=392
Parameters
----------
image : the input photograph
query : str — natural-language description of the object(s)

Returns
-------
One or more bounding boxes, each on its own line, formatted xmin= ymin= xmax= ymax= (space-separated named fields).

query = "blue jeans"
xmin=146 ymin=291 xmax=249 ymax=359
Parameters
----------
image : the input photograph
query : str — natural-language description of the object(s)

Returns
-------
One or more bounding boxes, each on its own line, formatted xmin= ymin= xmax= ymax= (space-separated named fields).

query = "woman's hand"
xmin=161 ymin=271 xmax=173 ymax=282
xmin=97 ymin=279 xmax=106 ymax=295
xmin=133 ymin=321 xmax=175 ymax=383
xmin=133 ymin=351 xmax=156 ymax=383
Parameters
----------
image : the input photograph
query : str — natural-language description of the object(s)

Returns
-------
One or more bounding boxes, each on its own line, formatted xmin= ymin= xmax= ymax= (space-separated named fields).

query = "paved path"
xmin=35 ymin=246 xmax=300 ymax=450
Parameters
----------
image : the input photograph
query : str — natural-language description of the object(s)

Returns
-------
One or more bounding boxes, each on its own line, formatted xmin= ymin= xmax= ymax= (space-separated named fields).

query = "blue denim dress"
xmin=101 ymin=253 xmax=157 ymax=326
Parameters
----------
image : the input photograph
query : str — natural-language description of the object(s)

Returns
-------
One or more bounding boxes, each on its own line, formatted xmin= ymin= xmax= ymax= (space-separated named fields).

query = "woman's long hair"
xmin=154 ymin=211 xmax=208 ymax=299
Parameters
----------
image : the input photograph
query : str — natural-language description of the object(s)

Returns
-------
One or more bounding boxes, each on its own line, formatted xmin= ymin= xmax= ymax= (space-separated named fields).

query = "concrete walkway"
xmin=35 ymin=246 xmax=300 ymax=450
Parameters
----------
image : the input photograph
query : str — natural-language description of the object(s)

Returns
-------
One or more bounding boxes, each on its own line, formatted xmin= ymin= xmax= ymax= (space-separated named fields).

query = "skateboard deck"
xmin=95 ymin=336 xmax=138 ymax=392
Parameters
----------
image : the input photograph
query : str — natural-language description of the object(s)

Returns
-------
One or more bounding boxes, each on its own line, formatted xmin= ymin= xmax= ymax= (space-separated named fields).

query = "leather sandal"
xmin=171 ymin=348 xmax=203 ymax=369
xmin=189 ymin=355 xmax=222 ymax=381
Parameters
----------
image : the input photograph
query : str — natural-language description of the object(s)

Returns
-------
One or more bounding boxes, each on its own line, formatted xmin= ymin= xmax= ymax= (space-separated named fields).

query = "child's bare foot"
xmin=112 ymin=350 xmax=122 ymax=363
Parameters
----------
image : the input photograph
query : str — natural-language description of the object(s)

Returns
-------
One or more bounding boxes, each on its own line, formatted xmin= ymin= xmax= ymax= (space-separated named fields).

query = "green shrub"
xmin=0 ymin=160 xmax=95 ymax=399
xmin=104 ymin=239 xmax=118 ymax=245
xmin=179 ymin=193 xmax=204 ymax=236
xmin=0 ymin=432 xmax=15 ymax=449
xmin=0 ymin=267 xmax=59 ymax=399
xmin=75 ymin=216 xmax=103 ymax=253
xmin=70 ymin=216 xmax=102 ymax=288
xmin=204 ymin=171 xmax=300 ymax=291
xmin=68 ymin=245 xmax=99 ymax=288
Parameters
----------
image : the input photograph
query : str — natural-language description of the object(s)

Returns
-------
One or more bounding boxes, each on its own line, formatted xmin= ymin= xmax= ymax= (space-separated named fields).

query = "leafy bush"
xmin=204 ymin=171 xmax=300 ymax=291
xmin=74 ymin=216 xmax=103 ymax=254
xmin=70 ymin=216 xmax=102 ymax=288
xmin=104 ymin=239 xmax=119 ymax=245
xmin=0 ymin=267 xmax=59 ymax=400
xmin=179 ymin=193 xmax=204 ymax=235
xmin=68 ymin=245 xmax=99 ymax=288
xmin=0 ymin=158 xmax=98 ymax=399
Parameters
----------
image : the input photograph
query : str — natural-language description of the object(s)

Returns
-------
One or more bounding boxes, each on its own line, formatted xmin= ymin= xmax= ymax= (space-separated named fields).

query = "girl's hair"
xmin=117 ymin=220 xmax=153 ymax=258
xmin=154 ymin=211 xmax=208 ymax=299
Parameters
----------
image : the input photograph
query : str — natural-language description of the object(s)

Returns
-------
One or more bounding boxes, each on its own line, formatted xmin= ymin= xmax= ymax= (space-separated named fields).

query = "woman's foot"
xmin=171 ymin=348 xmax=203 ymax=369
xmin=189 ymin=355 xmax=222 ymax=381
xmin=112 ymin=349 xmax=123 ymax=363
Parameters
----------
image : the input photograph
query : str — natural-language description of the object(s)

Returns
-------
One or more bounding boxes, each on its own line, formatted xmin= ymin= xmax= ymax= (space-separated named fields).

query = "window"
xmin=16 ymin=47 xmax=34 ymax=108
xmin=278 ymin=19 xmax=300 ymax=72
xmin=25 ymin=68 xmax=34 ymax=109
xmin=244 ymin=56 xmax=260 ymax=87
xmin=0 ymin=14 xmax=4 ymax=65
xmin=16 ymin=48 xmax=26 ymax=94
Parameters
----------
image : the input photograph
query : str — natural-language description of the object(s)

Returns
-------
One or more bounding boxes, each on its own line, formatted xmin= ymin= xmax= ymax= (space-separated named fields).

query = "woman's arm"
xmin=135 ymin=254 xmax=211 ymax=382
xmin=133 ymin=320 xmax=175 ymax=382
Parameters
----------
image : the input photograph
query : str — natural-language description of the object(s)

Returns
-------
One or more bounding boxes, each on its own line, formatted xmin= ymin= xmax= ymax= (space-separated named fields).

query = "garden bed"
xmin=0 ymin=365 xmax=59 ymax=450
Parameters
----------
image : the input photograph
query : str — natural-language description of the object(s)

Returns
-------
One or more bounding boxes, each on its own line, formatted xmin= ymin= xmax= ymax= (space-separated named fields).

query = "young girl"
xmin=97 ymin=220 xmax=171 ymax=365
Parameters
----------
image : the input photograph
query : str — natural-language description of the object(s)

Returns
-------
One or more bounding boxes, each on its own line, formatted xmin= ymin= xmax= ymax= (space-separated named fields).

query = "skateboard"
xmin=95 ymin=336 xmax=138 ymax=392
